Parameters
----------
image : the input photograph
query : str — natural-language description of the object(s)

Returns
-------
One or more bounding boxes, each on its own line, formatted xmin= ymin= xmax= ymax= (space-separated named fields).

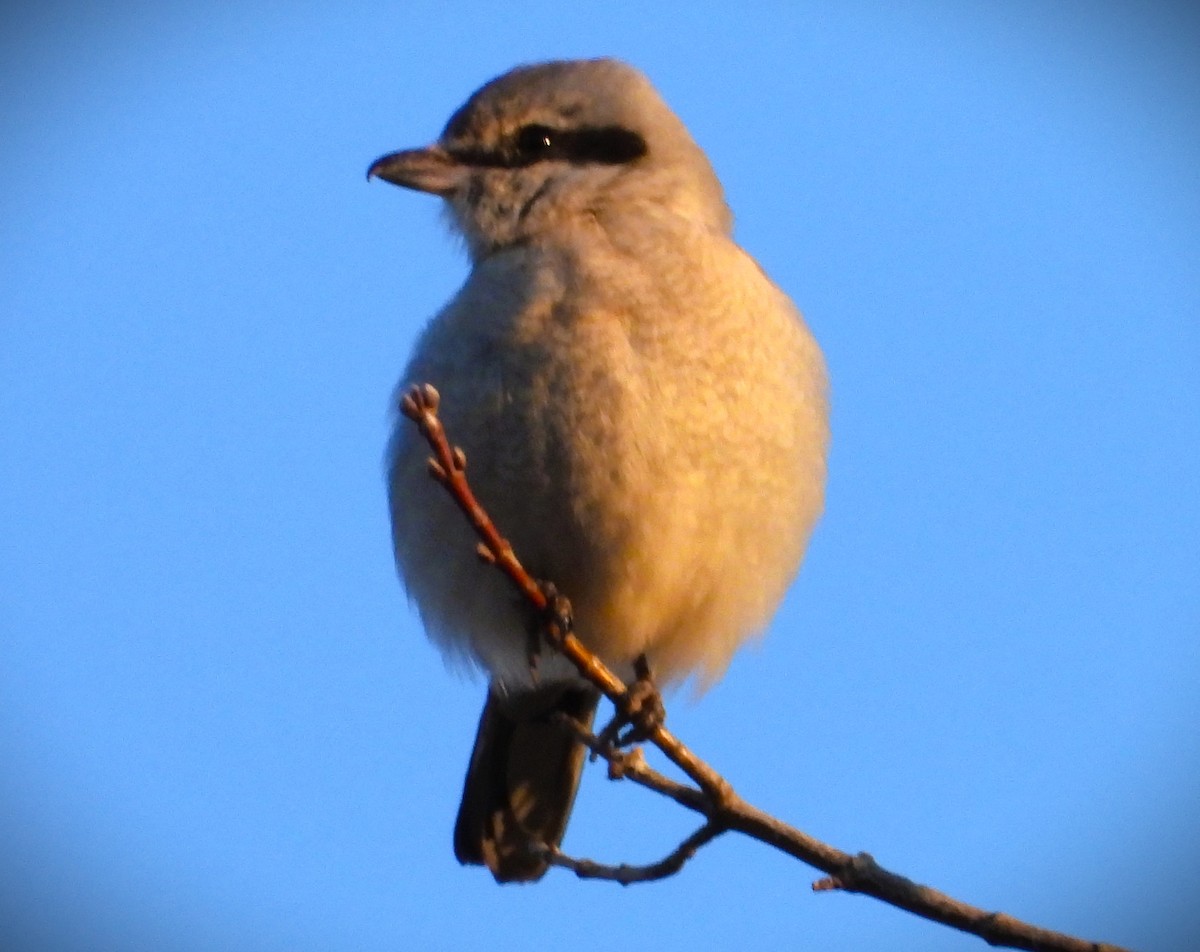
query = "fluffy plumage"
xmin=371 ymin=58 xmax=828 ymax=882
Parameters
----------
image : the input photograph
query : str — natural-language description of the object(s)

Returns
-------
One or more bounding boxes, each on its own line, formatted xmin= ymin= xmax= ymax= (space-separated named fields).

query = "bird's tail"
xmin=454 ymin=682 xmax=600 ymax=882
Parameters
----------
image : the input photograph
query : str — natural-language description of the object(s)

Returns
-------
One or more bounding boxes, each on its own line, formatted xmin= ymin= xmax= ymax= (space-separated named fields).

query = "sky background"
xmin=2 ymin=2 xmax=1198 ymax=950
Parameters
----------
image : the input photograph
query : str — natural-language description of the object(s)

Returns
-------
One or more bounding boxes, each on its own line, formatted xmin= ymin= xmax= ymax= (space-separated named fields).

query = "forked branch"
xmin=400 ymin=382 xmax=1129 ymax=952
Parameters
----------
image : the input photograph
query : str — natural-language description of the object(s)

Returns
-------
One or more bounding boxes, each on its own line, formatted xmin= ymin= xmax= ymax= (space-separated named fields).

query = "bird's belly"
xmin=391 ymin=244 xmax=826 ymax=691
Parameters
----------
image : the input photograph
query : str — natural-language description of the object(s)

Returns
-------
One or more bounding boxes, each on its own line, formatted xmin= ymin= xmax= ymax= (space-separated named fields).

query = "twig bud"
xmin=399 ymin=382 xmax=441 ymax=420
xmin=417 ymin=382 xmax=440 ymax=411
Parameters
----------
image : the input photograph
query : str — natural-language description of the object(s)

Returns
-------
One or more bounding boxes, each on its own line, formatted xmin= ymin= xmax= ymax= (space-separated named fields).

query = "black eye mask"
xmin=449 ymin=124 xmax=648 ymax=169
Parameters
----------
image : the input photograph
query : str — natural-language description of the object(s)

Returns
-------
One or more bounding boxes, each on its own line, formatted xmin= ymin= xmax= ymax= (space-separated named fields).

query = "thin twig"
xmin=401 ymin=385 xmax=732 ymax=803
xmin=544 ymin=822 xmax=726 ymax=885
xmin=552 ymin=712 xmax=709 ymax=813
xmin=400 ymin=383 xmax=1131 ymax=952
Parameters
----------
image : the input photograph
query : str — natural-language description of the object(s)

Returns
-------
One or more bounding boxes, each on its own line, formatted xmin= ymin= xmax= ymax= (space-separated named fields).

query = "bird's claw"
xmin=537 ymin=581 xmax=573 ymax=648
xmin=595 ymin=654 xmax=665 ymax=753
xmin=525 ymin=582 xmax=574 ymax=681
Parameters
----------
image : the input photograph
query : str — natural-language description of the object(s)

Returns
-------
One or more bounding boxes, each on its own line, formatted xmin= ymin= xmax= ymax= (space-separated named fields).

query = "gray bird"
xmin=369 ymin=58 xmax=828 ymax=883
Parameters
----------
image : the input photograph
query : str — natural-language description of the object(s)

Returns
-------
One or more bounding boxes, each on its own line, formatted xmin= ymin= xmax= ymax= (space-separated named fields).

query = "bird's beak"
xmin=367 ymin=145 xmax=466 ymax=197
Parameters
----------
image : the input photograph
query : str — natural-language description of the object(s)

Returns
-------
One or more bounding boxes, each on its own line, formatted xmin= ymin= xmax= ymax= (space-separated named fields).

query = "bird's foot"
xmin=526 ymin=581 xmax=574 ymax=681
xmin=596 ymin=654 xmax=665 ymax=750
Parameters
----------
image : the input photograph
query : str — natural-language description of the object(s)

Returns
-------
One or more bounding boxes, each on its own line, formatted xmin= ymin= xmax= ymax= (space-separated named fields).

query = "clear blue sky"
xmin=3 ymin=3 xmax=1197 ymax=950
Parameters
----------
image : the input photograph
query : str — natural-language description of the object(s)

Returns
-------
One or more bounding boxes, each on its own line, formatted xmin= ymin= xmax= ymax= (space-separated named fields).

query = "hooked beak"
xmin=366 ymin=145 xmax=467 ymax=197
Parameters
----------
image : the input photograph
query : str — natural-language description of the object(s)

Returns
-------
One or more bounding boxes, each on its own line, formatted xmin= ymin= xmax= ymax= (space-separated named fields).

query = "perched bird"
xmin=370 ymin=58 xmax=828 ymax=883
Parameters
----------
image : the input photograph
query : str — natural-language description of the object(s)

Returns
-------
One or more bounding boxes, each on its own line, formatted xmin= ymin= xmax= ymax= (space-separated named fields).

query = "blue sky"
xmin=2 ymin=3 xmax=1197 ymax=950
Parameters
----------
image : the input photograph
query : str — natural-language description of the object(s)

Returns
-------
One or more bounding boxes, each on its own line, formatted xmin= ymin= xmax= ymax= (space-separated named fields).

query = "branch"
xmin=543 ymin=822 xmax=726 ymax=885
xmin=552 ymin=712 xmax=709 ymax=813
xmin=400 ymin=383 xmax=1131 ymax=952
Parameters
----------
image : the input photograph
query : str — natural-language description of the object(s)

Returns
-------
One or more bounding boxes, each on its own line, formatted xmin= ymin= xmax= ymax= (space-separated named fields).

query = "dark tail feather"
xmin=454 ymin=683 xmax=600 ymax=883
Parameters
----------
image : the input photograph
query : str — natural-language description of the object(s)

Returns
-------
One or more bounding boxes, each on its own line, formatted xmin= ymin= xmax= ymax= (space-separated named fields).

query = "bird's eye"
xmin=515 ymin=124 xmax=556 ymax=159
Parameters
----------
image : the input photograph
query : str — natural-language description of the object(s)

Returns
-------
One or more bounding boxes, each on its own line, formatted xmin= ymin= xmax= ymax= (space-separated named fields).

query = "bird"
xmin=369 ymin=58 xmax=829 ymax=883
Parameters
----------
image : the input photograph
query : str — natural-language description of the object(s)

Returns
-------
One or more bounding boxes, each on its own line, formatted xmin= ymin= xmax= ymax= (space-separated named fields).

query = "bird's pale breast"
xmin=389 ymin=217 xmax=827 ymax=690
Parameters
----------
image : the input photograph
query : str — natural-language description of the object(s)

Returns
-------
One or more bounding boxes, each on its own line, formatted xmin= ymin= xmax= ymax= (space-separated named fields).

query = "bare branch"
xmin=552 ymin=712 xmax=709 ymax=813
xmin=544 ymin=822 xmax=726 ymax=885
xmin=399 ymin=383 xmax=1131 ymax=952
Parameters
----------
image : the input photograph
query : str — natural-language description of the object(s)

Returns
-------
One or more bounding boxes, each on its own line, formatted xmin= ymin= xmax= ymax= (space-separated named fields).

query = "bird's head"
xmin=368 ymin=58 xmax=731 ymax=260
